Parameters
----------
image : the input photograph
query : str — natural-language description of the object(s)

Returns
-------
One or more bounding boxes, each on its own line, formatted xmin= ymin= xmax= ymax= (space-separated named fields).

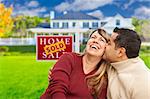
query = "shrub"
xmin=140 ymin=46 xmax=150 ymax=54
xmin=0 ymin=46 xmax=9 ymax=52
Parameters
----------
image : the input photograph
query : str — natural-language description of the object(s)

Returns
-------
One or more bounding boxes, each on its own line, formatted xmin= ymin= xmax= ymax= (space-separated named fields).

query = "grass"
xmin=0 ymin=54 xmax=149 ymax=99
xmin=0 ymin=56 xmax=55 ymax=99
xmin=140 ymin=54 xmax=150 ymax=68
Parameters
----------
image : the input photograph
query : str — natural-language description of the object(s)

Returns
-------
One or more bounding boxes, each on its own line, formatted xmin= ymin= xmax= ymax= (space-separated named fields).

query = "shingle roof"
xmin=54 ymin=12 xmax=99 ymax=20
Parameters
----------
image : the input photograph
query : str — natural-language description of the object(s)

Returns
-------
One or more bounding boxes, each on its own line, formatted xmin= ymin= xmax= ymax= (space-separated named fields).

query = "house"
xmin=49 ymin=11 xmax=101 ymax=43
xmin=49 ymin=11 xmax=134 ymax=42
xmin=101 ymin=14 xmax=134 ymax=34
xmin=50 ymin=11 xmax=100 ymax=29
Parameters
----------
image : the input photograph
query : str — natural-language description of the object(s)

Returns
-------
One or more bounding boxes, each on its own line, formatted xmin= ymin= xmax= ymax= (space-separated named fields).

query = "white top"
xmin=107 ymin=57 xmax=150 ymax=99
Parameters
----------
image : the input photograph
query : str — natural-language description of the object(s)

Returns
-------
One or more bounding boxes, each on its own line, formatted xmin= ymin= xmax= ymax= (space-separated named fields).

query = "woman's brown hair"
xmin=82 ymin=29 xmax=110 ymax=98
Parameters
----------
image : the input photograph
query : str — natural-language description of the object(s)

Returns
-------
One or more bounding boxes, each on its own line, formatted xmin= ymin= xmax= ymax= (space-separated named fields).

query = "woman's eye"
xmin=100 ymin=39 xmax=104 ymax=42
xmin=91 ymin=36 xmax=95 ymax=39
xmin=99 ymin=39 xmax=106 ymax=42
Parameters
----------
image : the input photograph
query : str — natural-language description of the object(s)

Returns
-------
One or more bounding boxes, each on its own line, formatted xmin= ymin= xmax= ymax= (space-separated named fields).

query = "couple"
xmin=41 ymin=28 xmax=150 ymax=99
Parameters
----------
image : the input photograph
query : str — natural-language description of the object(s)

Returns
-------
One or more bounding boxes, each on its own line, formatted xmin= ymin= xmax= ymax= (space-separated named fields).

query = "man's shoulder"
xmin=106 ymin=65 xmax=116 ymax=76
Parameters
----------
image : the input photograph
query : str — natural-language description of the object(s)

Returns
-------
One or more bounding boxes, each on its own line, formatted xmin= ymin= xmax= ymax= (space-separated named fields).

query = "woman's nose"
xmin=93 ymin=38 xmax=99 ymax=44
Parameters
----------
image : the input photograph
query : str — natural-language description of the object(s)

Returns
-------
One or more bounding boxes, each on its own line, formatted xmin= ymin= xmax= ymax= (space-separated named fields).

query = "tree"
xmin=12 ymin=15 xmax=43 ymax=37
xmin=141 ymin=21 xmax=150 ymax=41
xmin=132 ymin=17 xmax=150 ymax=41
xmin=132 ymin=17 xmax=143 ymax=36
xmin=12 ymin=15 xmax=27 ymax=37
xmin=0 ymin=3 xmax=13 ymax=37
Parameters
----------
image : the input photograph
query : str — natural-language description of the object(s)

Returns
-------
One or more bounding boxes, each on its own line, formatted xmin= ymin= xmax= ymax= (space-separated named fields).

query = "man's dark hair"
xmin=113 ymin=27 xmax=141 ymax=58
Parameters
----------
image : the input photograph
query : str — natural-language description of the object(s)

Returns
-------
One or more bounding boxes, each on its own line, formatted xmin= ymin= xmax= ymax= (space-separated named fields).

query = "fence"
xmin=0 ymin=38 xmax=150 ymax=46
xmin=0 ymin=38 xmax=36 ymax=46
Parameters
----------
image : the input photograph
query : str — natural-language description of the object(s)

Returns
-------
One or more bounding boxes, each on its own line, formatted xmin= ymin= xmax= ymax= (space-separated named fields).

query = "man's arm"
xmin=48 ymin=69 xmax=52 ymax=82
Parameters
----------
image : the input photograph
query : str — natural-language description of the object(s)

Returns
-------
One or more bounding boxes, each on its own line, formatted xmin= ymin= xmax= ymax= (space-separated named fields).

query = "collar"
xmin=110 ymin=57 xmax=141 ymax=72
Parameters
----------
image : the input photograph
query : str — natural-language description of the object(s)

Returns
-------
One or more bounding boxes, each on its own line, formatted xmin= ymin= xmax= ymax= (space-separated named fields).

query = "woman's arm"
xmin=41 ymin=53 xmax=73 ymax=99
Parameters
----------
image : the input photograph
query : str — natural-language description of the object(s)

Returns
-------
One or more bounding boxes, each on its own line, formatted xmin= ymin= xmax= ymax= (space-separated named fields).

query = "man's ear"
xmin=117 ymin=47 xmax=126 ymax=57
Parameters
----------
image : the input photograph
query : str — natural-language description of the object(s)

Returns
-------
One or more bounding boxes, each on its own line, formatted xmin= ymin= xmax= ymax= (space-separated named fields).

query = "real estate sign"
xmin=37 ymin=36 xmax=73 ymax=60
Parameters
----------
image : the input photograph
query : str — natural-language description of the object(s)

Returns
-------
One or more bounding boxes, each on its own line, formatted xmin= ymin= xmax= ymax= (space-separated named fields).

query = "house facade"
xmin=50 ymin=11 xmax=101 ymax=43
xmin=49 ymin=11 xmax=134 ymax=42
xmin=50 ymin=11 xmax=100 ymax=29
xmin=101 ymin=14 xmax=134 ymax=34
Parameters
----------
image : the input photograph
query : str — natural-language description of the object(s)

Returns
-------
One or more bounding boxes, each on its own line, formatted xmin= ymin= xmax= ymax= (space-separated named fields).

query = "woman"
xmin=41 ymin=29 xmax=110 ymax=99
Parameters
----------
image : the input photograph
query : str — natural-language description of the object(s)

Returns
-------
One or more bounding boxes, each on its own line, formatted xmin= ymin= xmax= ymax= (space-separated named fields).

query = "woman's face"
xmin=86 ymin=31 xmax=107 ymax=57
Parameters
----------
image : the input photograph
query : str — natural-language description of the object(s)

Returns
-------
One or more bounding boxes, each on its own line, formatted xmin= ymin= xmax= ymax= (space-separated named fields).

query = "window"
xmin=72 ymin=22 xmax=76 ymax=27
xmin=83 ymin=22 xmax=89 ymax=28
xmin=62 ymin=22 xmax=68 ymax=28
xmin=53 ymin=22 xmax=59 ymax=28
xmin=116 ymin=19 xmax=120 ymax=26
xmin=92 ymin=22 xmax=98 ymax=28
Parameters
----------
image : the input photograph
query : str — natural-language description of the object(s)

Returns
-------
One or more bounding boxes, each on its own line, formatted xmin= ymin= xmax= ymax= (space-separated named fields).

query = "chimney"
xmin=50 ymin=11 xmax=55 ymax=19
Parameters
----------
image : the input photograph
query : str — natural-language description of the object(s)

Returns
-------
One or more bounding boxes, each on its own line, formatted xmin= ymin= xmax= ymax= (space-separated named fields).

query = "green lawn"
xmin=140 ymin=54 xmax=150 ymax=68
xmin=0 ymin=56 xmax=55 ymax=99
xmin=0 ymin=55 xmax=149 ymax=99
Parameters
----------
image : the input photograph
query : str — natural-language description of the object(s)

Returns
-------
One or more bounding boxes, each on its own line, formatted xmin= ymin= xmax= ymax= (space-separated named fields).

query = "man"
xmin=103 ymin=27 xmax=150 ymax=99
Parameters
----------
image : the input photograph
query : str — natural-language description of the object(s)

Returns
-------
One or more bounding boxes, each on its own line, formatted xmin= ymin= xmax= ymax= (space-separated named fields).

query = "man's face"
xmin=103 ymin=32 xmax=119 ymax=62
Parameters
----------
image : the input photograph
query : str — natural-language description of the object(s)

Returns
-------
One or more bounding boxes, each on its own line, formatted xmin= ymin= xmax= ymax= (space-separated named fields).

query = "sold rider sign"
xmin=37 ymin=36 xmax=73 ymax=60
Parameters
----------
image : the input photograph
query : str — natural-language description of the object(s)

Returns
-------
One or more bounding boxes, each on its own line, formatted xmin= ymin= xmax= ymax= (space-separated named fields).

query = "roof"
xmin=54 ymin=12 xmax=99 ymax=20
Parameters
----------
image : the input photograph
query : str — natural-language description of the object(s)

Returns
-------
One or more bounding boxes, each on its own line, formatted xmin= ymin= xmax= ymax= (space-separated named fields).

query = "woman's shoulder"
xmin=61 ymin=52 xmax=82 ymax=58
xmin=59 ymin=52 xmax=82 ymax=66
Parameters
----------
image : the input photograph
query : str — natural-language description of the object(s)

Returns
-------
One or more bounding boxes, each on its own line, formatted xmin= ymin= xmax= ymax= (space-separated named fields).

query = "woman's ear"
xmin=117 ymin=47 xmax=126 ymax=57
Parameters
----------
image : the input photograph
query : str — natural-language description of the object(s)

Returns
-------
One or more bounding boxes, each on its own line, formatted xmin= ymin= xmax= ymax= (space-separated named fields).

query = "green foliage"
xmin=132 ymin=17 xmax=142 ymax=35
xmin=0 ymin=46 xmax=9 ymax=56
xmin=0 ymin=45 xmax=36 ymax=56
xmin=0 ymin=46 xmax=9 ymax=52
xmin=44 ymin=17 xmax=50 ymax=23
xmin=80 ymin=44 xmax=86 ymax=52
xmin=140 ymin=45 xmax=150 ymax=54
xmin=132 ymin=17 xmax=150 ymax=41
xmin=12 ymin=15 xmax=44 ymax=37
xmin=7 ymin=45 xmax=36 ymax=53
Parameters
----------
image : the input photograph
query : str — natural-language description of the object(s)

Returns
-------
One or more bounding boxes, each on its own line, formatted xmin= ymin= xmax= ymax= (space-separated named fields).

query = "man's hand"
xmin=48 ymin=69 xmax=52 ymax=83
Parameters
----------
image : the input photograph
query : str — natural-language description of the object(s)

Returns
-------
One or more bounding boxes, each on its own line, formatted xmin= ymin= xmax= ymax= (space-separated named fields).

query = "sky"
xmin=1 ymin=0 xmax=150 ymax=19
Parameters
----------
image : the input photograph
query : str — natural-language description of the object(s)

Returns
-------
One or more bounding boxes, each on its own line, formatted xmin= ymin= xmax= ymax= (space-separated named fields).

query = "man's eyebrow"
xmin=109 ymin=38 xmax=114 ymax=42
xmin=107 ymin=39 xmax=111 ymax=42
